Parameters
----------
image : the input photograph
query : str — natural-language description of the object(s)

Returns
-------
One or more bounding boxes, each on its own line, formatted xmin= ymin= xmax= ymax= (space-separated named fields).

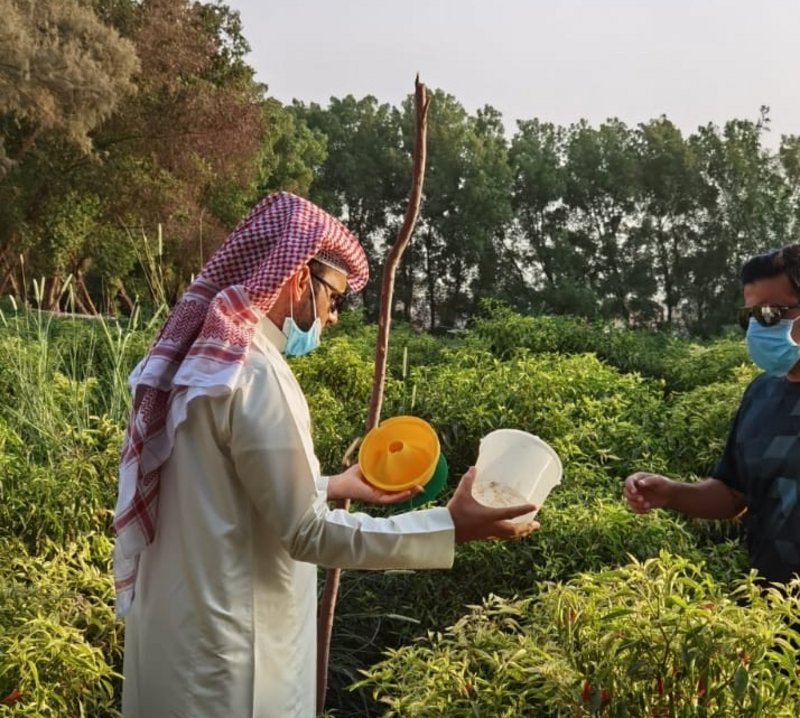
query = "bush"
xmin=0 ymin=536 xmax=122 ymax=717
xmin=325 ymin=502 xmax=749 ymax=713
xmin=0 ymin=415 xmax=120 ymax=550
xmin=666 ymin=337 xmax=754 ymax=393
xmin=0 ymin=305 xmax=772 ymax=717
xmin=358 ymin=553 xmax=800 ymax=717
xmin=409 ymin=350 xmax=668 ymax=481
xmin=471 ymin=301 xmax=754 ymax=393
xmin=328 ymin=311 xmax=474 ymax=375
xmin=291 ymin=336 xmax=404 ymax=472
xmin=663 ymin=367 xmax=754 ymax=477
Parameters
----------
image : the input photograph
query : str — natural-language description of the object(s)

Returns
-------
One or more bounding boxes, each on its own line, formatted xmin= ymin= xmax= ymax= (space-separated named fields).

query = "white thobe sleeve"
xmin=229 ymin=361 xmax=455 ymax=570
xmin=314 ymin=474 xmax=329 ymax=495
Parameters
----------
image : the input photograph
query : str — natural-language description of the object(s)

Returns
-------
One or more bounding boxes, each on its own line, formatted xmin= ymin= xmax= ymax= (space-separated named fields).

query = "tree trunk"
xmin=46 ymin=275 xmax=60 ymax=311
xmin=0 ymin=258 xmax=17 ymax=297
xmin=117 ymin=282 xmax=135 ymax=315
xmin=655 ymin=233 xmax=673 ymax=325
xmin=76 ymin=270 xmax=99 ymax=315
xmin=401 ymin=249 xmax=414 ymax=323
xmin=424 ymin=229 xmax=436 ymax=331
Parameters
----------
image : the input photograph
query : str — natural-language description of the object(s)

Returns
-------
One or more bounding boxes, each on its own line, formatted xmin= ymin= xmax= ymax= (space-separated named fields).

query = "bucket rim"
xmin=478 ymin=428 xmax=563 ymax=475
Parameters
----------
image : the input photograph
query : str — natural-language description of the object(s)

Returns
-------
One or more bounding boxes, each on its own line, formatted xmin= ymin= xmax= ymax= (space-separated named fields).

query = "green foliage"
xmin=0 ymin=0 xmax=274 ymax=312
xmin=291 ymin=336 xmax=402 ymax=471
xmin=2 ymin=3 xmax=796 ymax=716
xmin=0 ymin=536 xmax=121 ymax=717
xmin=325 ymin=499 xmax=748 ymax=712
xmin=358 ymin=554 xmax=800 ymax=717
xmin=257 ymin=98 xmax=328 ymax=198
xmin=0 ymin=309 xmax=146 ymax=551
xmin=0 ymin=0 xmax=139 ymax=175
xmin=0 ymin=302 xmax=771 ymax=716
xmin=326 ymin=312 xmax=477 ymax=377
xmin=290 ymin=322 xmax=469 ymax=471
xmin=473 ymin=299 xmax=754 ymax=392
xmin=0 ymin=413 xmax=120 ymax=551
xmin=309 ymin=306 xmax=760 ymax=714
xmin=409 ymin=348 xmax=667 ymax=481
xmin=663 ymin=369 xmax=753 ymax=477
xmin=332 ymin=499 xmax=744 ymax=650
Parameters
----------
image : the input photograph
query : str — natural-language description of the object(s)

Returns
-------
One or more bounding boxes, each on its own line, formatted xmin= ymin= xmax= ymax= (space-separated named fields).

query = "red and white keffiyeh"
xmin=113 ymin=191 xmax=368 ymax=615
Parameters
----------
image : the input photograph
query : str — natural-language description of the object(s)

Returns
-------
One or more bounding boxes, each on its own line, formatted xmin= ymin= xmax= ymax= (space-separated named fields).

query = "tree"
xmin=0 ymin=0 xmax=138 ymax=176
xmin=510 ymin=120 xmax=584 ymax=314
xmin=102 ymin=0 xmax=265 ymax=287
xmin=396 ymin=91 xmax=515 ymax=330
xmin=0 ymin=0 xmax=273 ymax=311
xmin=401 ymin=89 xmax=471 ymax=330
xmin=293 ymin=95 xmax=408 ymax=316
xmin=778 ymin=133 xmax=800 ymax=233
xmin=687 ymin=109 xmax=795 ymax=334
xmin=562 ymin=119 xmax=649 ymax=323
xmin=459 ymin=106 xmax=515 ymax=320
xmin=633 ymin=117 xmax=705 ymax=326
xmin=256 ymin=99 xmax=327 ymax=199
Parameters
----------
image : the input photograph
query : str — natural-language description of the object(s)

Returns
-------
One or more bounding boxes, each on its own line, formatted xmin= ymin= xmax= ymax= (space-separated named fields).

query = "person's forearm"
xmin=666 ymin=478 xmax=745 ymax=519
xmin=290 ymin=504 xmax=455 ymax=570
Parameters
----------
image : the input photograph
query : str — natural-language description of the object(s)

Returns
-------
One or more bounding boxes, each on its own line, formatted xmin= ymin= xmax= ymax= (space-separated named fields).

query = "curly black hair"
xmin=741 ymin=245 xmax=800 ymax=295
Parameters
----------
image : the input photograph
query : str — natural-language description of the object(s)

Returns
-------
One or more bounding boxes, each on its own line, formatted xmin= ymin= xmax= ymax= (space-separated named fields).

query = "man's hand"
xmin=447 ymin=467 xmax=539 ymax=544
xmin=623 ymin=472 xmax=673 ymax=513
xmin=326 ymin=464 xmax=422 ymax=505
xmin=625 ymin=473 xmax=746 ymax=519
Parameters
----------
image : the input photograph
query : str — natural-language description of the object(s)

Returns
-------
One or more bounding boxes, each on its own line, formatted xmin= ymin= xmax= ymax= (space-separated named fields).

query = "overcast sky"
xmin=226 ymin=0 xmax=800 ymax=145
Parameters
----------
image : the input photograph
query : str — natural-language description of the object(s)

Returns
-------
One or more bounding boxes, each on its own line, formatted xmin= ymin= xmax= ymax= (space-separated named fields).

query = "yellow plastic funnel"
xmin=359 ymin=416 xmax=440 ymax=492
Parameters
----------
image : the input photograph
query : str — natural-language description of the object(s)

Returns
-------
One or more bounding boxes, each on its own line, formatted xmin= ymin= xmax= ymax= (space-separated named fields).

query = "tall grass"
xmin=0 ymin=240 xmax=170 ymax=716
xmin=0 ymin=271 xmax=164 ymax=553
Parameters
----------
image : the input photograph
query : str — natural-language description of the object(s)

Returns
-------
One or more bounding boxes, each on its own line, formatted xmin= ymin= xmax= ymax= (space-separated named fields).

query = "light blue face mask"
xmin=746 ymin=317 xmax=800 ymax=376
xmin=282 ymin=286 xmax=321 ymax=357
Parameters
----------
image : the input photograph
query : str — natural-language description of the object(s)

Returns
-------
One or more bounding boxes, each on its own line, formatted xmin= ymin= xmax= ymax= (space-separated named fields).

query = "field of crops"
xmin=1 ymin=301 xmax=799 ymax=717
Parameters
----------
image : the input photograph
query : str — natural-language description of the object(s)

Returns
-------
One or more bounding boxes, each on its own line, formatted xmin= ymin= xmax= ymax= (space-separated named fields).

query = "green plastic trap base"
xmin=392 ymin=452 xmax=448 ymax=512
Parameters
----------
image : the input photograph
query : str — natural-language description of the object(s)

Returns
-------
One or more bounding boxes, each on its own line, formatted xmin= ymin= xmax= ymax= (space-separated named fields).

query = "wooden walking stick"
xmin=316 ymin=75 xmax=431 ymax=715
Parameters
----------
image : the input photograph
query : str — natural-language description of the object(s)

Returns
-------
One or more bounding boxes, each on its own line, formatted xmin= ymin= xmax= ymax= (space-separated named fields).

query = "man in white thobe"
xmin=115 ymin=192 xmax=537 ymax=718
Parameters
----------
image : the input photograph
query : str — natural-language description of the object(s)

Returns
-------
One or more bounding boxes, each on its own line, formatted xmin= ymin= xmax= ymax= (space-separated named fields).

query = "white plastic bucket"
xmin=473 ymin=429 xmax=562 ymax=522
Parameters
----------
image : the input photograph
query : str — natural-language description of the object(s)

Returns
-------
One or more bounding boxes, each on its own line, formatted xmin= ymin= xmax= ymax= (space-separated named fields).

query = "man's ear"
xmin=290 ymin=265 xmax=312 ymax=301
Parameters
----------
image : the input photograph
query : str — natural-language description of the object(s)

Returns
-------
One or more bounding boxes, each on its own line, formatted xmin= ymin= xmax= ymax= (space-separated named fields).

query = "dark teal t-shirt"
xmin=714 ymin=374 xmax=800 ymax=583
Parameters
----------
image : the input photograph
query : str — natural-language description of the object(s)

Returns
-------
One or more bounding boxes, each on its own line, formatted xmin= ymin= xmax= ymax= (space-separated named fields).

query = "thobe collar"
xmin=252 ymin=311 xmax=287 ymax=355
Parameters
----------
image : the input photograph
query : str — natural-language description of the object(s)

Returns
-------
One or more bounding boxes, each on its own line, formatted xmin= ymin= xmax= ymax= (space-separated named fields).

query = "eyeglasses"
xmin=738 ymin=304 xmax=800 ymax=330
xmin=310 ymin=272 xmax=347 ymax=314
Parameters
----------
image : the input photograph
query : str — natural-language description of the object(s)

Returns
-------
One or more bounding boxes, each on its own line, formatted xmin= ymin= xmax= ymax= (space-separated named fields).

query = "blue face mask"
xmin=746 ymin=317 xmax=800 ymax=376
xmin=282 ymin=287 xmax=321 ymax=357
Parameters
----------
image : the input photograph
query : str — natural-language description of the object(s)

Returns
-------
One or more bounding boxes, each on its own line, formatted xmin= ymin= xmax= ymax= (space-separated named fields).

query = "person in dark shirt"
xmin=624 ymin=244 xmax=800 ymax=584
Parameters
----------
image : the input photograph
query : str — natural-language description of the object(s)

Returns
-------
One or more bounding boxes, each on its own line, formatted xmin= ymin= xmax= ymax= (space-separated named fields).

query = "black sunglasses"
xmin=738 ymin=304 xmax=800 ymax=330
xmin=310 ymin=272 xmax=347 ymax=314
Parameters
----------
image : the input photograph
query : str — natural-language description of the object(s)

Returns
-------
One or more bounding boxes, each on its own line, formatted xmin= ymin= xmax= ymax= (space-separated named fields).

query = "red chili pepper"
xmin=1 ymin=689 xmax=21 ymax=704
xmin=569 ymin=609 xmax=576 ymax=624
xmin=601 ymin=690 xmax=610 ymax=706
xmin=697 ymin=679 xmax=706 ymax=698
xmin=581 ymin=681 xmax=592 ymax=703
xmin=656 ymin=676 xmax=664 ymax=695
